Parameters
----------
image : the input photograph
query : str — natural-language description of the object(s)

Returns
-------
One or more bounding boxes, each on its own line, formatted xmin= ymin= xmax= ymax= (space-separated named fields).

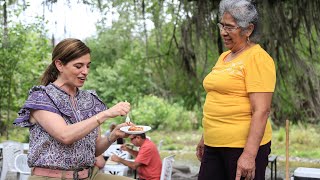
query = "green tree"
xmin=0 ymin=3 xmax=50 ymax=138
xmin=89 ymin=0 xmax=320 ymax=125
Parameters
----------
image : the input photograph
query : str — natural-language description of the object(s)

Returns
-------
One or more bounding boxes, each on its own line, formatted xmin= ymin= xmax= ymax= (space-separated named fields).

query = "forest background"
xmin=1 ymin=0 xmax=320 ymax=171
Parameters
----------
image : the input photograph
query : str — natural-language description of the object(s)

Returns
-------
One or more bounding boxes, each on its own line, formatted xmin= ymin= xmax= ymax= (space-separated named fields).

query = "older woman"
xmin=14 ymin=38 xmax=133 ymax=180
xmin=196 ymin=0 xmax=276 ymax=180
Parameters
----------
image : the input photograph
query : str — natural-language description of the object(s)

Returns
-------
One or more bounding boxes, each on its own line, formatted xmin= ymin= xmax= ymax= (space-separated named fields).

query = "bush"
xmin=131 ymin=95 xmax=196 ymax=131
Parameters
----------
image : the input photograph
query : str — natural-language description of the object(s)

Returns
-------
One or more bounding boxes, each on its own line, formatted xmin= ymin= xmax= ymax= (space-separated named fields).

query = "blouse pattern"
xmin=14 ymin=83 xmax=106 ymax=170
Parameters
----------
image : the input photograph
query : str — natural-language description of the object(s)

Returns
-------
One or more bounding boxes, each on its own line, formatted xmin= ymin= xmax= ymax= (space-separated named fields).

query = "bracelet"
xmin=95 ymin=115 xmax=102 ymax=126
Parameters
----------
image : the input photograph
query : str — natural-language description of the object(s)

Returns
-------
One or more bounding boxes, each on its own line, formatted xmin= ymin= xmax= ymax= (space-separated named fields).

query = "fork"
xmin=125 ymin=100 xmax=131 ymax=123
xmin=125 ymin=113 xmax=131 ymax=123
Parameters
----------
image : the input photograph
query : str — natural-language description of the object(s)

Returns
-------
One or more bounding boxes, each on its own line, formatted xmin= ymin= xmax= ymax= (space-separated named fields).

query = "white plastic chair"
xmin=0 ymin=141 xmax=24 ymax=180
xmin=14 ymin=154 xmax=31 ymax=180
xmin=160 ymin=155 xmax=175 ymax=180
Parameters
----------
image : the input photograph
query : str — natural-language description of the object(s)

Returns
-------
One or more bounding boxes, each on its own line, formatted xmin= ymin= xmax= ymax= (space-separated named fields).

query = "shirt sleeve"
xmin=135 ymin=142 xmax=152 ymax=166
xmin=244 ymin=51 xmax=276 ymax=92
xmin=13 ymin=86 xmax=60 ymax=127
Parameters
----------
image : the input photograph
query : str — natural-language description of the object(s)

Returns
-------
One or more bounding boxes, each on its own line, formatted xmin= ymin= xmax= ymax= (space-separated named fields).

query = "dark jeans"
xmin=198 ymin=141 xmax=271 ymax=180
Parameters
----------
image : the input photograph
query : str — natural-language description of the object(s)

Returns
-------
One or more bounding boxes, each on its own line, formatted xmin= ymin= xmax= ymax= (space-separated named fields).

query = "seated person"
xmin=111 ymin=133 xmax=162 ymax=180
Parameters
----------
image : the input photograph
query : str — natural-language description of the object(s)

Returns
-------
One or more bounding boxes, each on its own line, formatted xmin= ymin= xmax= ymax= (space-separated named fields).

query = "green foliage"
xmin=84 ymin=56 xmax=153 ymax=105
xmin=148 ymin=129 xmax=202 ymax=151
xmin=0 ymin=4 xmax=50 ymax=138
xmin=88 ymin=0 xmax=218 ymax=117
xmin=0 ymin=126 xmax=29 ymax=143
xmin=272 ymin=123 xmax=320 ymax=159
xmin=275 ymin=127 xmax=285 ymax=142
xmin=261 ymin=2 xmax=320 ymax=124
xmin=131 ymin=95 xmax=196 ymax=131
xmin=84 ymin=26 xmax=156 ymax=105
xmin=290 ymin=123 xmax=318 ymax=146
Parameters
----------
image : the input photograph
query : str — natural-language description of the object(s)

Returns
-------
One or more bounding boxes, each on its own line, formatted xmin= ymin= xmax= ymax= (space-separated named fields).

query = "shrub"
xmin=131 ymin=95 xmax=195 ymax=131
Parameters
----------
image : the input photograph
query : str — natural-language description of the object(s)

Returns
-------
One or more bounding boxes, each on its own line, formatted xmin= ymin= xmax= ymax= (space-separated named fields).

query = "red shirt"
xmin=135 ymin=139 xmax=162 ymax=180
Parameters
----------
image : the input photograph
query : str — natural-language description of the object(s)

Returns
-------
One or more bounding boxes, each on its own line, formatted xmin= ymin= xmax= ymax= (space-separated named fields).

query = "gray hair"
xmin=219 ymin=0 xmax=259 ymax=42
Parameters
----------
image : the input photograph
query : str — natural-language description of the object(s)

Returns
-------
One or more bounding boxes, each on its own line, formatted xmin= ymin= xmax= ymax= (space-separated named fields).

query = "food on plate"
xmin=128 ymin=126 xmax=143 ymax=131
xmin=120 ymin=125 xmax=151 ymax=134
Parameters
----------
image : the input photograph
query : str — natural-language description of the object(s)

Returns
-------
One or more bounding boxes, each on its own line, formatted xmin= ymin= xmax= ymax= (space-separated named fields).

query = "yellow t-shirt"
xmin=202 ymin=44 xmax=276 ymax=147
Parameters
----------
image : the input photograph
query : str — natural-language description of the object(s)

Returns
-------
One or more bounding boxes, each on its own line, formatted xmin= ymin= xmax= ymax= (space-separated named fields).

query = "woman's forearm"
xmin=244 ymin=110 xmax=269 ymax=157
xmin=245 ymin=92 xmax=273 ymax=157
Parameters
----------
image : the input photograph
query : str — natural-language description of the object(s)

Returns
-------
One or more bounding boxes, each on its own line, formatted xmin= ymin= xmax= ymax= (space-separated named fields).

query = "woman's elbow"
xmin=55 ymin=134 xmax=75 ymax=145
xmin=252 ymin=108 xmax=271 ymax=118
xmin=261 ymin=108 xmax=271 ymax=116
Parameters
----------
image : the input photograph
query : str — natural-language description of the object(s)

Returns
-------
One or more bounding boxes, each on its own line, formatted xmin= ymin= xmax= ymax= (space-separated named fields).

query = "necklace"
xmin=230 ymin=45 xmax=247 ymax=57
xmin=224 ymin=45 xmax=249 ymax=63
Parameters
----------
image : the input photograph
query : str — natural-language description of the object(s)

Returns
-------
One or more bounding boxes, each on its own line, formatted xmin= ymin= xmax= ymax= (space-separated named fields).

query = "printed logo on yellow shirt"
xmin=212 ymin=61 xmax=244 ymax=76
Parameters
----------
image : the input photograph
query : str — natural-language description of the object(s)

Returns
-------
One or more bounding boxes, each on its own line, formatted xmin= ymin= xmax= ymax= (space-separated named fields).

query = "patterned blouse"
xmin=14 ymin=83 xmax=106 ymax=170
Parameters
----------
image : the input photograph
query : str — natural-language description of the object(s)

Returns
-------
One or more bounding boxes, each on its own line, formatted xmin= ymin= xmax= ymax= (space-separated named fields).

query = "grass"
xmin=147 ymin=123 xmax=320 ymax=160
xmin=271 ymin=123 xmax=320 ymax=159
xmin=147 ymin=129 xmax=202 ymax=151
